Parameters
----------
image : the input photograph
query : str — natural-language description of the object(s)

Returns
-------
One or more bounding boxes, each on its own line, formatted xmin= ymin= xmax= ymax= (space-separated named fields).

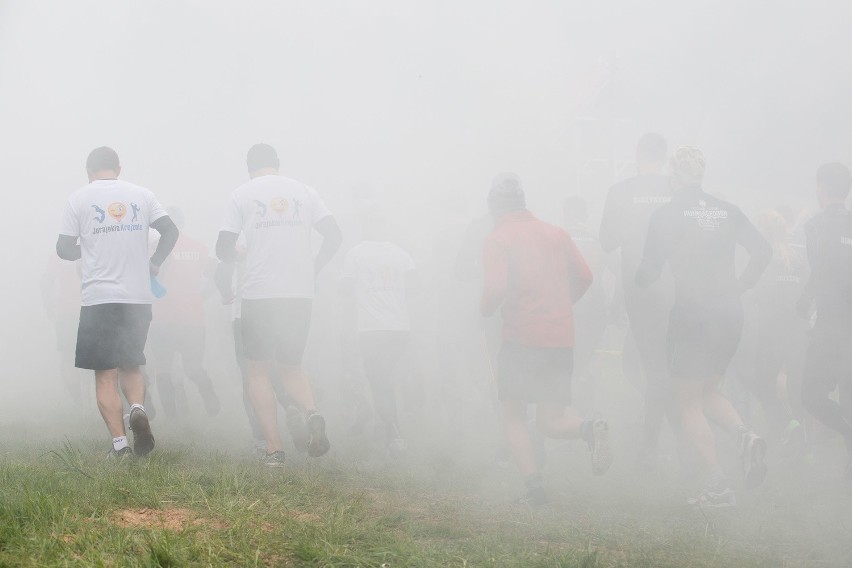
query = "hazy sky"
xmin=1 ymin=0 xmax=851 ymax=406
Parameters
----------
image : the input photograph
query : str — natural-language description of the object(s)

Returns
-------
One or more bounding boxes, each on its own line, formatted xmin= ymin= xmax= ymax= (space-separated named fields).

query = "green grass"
xmin=1 ymin=415 xmax=851 ymax=567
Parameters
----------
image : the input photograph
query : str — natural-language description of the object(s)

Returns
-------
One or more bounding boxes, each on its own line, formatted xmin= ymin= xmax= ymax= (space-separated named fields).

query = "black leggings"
xmin=802 ymin=319 xmax=852 ymax=451
xmin=359 ymin=331 xmax=409 ymax=440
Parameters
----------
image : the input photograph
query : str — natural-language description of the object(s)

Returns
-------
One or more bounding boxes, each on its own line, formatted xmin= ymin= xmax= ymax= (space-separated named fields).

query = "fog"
xmin=3 ymin=0 xmax=852 ymax=543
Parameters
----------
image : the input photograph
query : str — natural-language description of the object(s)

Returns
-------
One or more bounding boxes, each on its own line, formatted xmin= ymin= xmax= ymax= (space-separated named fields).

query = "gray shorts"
xmin=497 ymin=342 xmax=573 ymax=405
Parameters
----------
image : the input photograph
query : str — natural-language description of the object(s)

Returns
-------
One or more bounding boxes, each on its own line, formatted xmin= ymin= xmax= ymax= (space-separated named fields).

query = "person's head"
xmin=816 ymin=162 xmax=851 ymax=207
xmin=166 ymin=206 xmax=185 ymax=231
xmin=487 ymin=172 xmax=526 ymax=219
xmin=636 ymin=132 xmax=667 ymax=173
xmin=86 ymin=146 xmax=120 ymax=181
xmin=563 ymin=195 xmax=588 ymax=225
xmin=246 ymin=143 xmax=280 ymax=177
xmin=669 ymin=146 xmax=705 ymax=191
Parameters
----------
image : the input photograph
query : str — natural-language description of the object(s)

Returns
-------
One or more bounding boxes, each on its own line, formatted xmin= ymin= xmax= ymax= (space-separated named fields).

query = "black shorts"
xmin=497 ymin=342 xmax=573 ymax=405
xmin=666 ymin=302 xmax=743 ymax=380
xmin=75 ymin=303 xmax=152 ymax=371
xmin=241 ymin=298 xmax=312 ymax=365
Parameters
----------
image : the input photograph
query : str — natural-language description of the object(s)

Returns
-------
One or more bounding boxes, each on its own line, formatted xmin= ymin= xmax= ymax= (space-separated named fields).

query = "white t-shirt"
xmin=59 ymin=179 xmax=167 ymax=306
xmin=342 ymin=241 xmax=416 ymax=332
xmin=220 ymin=175 xmax=332 ymax=300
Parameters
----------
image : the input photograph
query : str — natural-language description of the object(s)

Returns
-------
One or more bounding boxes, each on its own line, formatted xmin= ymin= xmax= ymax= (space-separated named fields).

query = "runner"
xmin=599 ymin=132 xmax=676 ymax=468
xmin=480 ymin=173 xmax=611 ymax=505
xmin=56 ymin=146 xmax=178 ymax=458
xmin=216 ymin=143 xmax=342 ymax=467
xmin=798 ymin=162 xmax=852 ymax=478
xmin=149 ymin=207 xmax=221 ymax=419
xmin=215 ymin=245 xmax=308 ymax=456
xmin=636 ymin=146 xmax=771 ymax=507
xmin=341 ymin=213 xmax=417 ymax=457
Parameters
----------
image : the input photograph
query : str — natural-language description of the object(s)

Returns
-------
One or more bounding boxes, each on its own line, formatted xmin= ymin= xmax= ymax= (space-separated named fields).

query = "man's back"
xmin=60 ymin=179 xmax=165 ymax=306
xmin=638 ymin=188 xmax=770 ymax=308
xmin=481 ymin=211 xmax=592 ymax=347
xmin=600 ymin=173 xmax=672 ymax=283
xmin=804 ymin=205 xmax=852 ymax=319
xmin=221 ymin=174 xmax=331 ymax=300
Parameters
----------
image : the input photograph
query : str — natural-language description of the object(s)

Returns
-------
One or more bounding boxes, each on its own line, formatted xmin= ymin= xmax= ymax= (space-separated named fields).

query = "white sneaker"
xmin=589 ymin=419 xmax=613 ymax=476
xmin=687 ymin=487 xmax=737 ymax=508
xmin=738 ymin=431 xmax=767 ymax=489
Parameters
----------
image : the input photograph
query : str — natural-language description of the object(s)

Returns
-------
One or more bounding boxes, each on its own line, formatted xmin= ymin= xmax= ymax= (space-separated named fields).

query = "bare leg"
xmin=95 ymin=369 xmax=125 ymax=438
xmin=676 ymin=379 xmax=721 ymax=473
xmin=119 ymin=366 xmax=146 ymax=406
xmin=278 ymin=364 xmax=317 ymax=412
xmin=702 ymin=376 xmax=745 ymax=433
xmin=502 ymin=400 xmax=537 ymax=477
xmin=248 ymin=360 xmax=282 ymax=453
xmin=535 ymin=403 xmax=584 ymax=439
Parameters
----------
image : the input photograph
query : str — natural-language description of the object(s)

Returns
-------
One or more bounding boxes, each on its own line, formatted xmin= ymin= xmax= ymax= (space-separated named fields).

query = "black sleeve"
xmin=314 ymin=216 xmax=343 ymax=276
xmin=214 ymin=261 xmax=235 ymax=301
xmin=215 ymin=230 xmax=240 ymax=263
xmin=150 ymin=216 xmax=179 ymax=267
xmin=735 ymin=209 xmax=772 ymax=292
xmin=56 ymin=235 xmax=81 ymax=261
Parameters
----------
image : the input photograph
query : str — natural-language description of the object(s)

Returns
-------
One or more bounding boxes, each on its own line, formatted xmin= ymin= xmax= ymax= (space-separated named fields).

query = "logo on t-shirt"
xmin=683 ymin=200 xmax=729 ymax=230
xmin=91 ymin=201 xmax=144 ymax=235
xmin=254 ymin=197 xmax=305 ymax=229
xmin=108 ymin=202 xmax=127 ymax=223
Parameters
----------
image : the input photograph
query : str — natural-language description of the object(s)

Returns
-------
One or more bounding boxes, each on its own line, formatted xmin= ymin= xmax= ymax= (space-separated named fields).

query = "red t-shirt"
xmin=153 ymin=234 xmax=209 ymax=325
xmin=480 ymin=210 xmax=593 ymax=348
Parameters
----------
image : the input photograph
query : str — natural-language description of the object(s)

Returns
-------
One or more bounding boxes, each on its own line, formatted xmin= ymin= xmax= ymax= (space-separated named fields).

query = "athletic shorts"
xmin=75 ymin=303 xmax=152 ymax=371
xmin=240 ymin=298 xmax=312 ymax=365
xmin=666 ymin=302 xmax=743 ymax=380
xmin=497 ymin=342 xmax=573 ymax=405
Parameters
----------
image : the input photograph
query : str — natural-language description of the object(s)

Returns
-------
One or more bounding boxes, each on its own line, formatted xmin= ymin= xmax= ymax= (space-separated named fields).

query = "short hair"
xmin=246 ymin=143 xmax=279 ymax=172
xmin=636 ymin=132 xmax=667 ymax=165
xmin=816 ymin=162 xmax=851 ymax=200
xmin=86 ymin=146 xmax=120 ymax=173
xmin=487 ymin=172 xmax=526 ymax=216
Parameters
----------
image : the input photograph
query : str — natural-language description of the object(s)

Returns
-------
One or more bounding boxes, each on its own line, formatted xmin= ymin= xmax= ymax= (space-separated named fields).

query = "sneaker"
xmin=261 ymin=450 xmax=286 ymax=468
xmin=739 ymin=431 xmax=767 ymax=489
xmin=107 ymin=446 xmax=133 ymax=460
xmin=285 ymin=406 xmax=310 ymax=453
xmin=687 ymin=487 xmax=737 ymax=508
xmin=515 ymin=486 xmax=549 ymax=507
xmin=252 ymin=440 xmax=268 ymax=460
xmin=129 ymin=407 xmax=155 ymax=457
xmin=782 ymin=419 xmax=805 ymax=451
xmin=306 ymin=412 xmax=330 ymax=457
xmin=587 ymin=419 xmax=613 ymax=476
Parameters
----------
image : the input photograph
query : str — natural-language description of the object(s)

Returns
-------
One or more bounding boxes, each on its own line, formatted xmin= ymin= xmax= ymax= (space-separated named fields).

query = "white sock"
xmin=130 ymin=403 xmax=145 ymax=414
xmin=113 ymin=436 xmax=129 ymax=451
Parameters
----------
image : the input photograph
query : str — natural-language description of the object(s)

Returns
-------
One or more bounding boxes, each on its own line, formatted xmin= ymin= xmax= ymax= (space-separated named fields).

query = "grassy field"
xmin=1 ymin=409 xmax=851 ymax=568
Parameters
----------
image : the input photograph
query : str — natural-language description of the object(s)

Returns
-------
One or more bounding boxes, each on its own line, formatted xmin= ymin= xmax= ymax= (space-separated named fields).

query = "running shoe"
xmin=285 ymin=405 xmax=310 ymax=453
xmin=739 ymin=431 xmax=767 ymax=489
xmin=306 ymin=412 xmax=330 ymax=457
xmin=687 ymin=487 xmax=737 ymax=508
xmin=588 ymin=419 xmax=613 ymax=476
xmin=129 ymin=407 xmax=155 ymax=457
xmin=261 ymin=450 xmax=286 ymax=468
xmin=106 ymin=446 xmax=133 ymax=460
